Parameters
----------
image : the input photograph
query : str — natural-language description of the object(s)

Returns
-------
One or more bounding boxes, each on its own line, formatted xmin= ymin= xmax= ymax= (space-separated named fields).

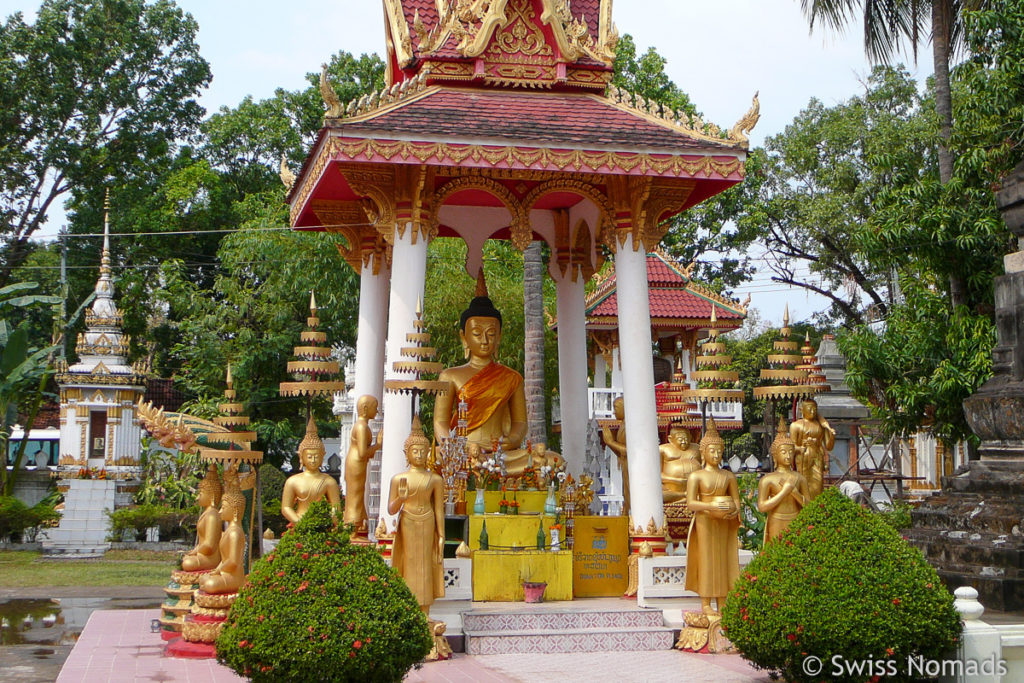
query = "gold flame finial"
xmin=783 ymin=303 xmax=790 ymax=328
xmin=309 ymin=290 xmax=318 ymax=315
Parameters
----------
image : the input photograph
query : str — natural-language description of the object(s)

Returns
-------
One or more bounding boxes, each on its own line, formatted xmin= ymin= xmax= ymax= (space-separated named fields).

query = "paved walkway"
xmin=56 ymin=609 xmax=770 ymax=682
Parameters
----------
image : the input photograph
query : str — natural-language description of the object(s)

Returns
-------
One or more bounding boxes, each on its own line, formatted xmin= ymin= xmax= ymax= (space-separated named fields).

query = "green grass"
xmin=0 ymin=550 xmax=179 ymax=586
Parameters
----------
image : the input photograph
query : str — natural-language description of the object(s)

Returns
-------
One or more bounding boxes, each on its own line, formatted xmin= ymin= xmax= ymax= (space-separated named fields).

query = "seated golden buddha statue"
xmin=199 ymin=469 xmax=247 ymax=595
xmin=181 ymin=464 xmax=223 ymax=572
xmin=759 ymin=418 xmax=809 ymax=542
xmin=433 ymin=275 xmax=530 ymax=474
xmin=282 ymin=415 xmax=341 ymax=524
xmin=531 ymin=442 xmax=564 ymax=470
xmin=661 ymin=426 xmax=701 ymax=504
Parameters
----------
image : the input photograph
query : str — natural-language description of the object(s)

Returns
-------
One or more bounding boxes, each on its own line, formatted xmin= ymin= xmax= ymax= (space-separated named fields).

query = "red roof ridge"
xmin=602 ymin=86 xmax=746 ymax=151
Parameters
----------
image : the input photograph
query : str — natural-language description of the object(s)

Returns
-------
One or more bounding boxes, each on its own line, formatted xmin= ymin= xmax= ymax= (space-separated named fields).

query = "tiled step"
xmin=462 ymin=609 xmax=664 ymax=632
xmin=462 ymin=608 xmax=674 ymax=654
xmin=465 ymin=626 xmax=675 ymax=654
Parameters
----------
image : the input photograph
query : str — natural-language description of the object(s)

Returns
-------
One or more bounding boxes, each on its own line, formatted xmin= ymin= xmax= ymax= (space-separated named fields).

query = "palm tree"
xmin=799 ymin=0 xmax=988 ymax=309
xmin=523 ymin=241 xmax=547 ymax=445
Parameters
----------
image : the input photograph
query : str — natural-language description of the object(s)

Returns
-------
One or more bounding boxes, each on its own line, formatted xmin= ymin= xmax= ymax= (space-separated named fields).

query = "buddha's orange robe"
xmin=450 ymin=362 xmax=522 ymax=434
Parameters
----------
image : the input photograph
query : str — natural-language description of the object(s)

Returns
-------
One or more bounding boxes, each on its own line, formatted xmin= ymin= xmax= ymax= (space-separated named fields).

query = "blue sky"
xmin=2 ymin=0 xmax=935 ymax=325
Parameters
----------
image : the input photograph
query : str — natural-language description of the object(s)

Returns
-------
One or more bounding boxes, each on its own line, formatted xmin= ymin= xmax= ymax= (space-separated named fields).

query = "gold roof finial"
xmin=416 ymin=297 xmax=423 ymax=319
xmin=226 ymin=363 xmax=233 ymax=389
xmin=475 ymin=268 xmax=488 ymax=298
xmin=100 ymin=188 xmax=111 ymax=274
xmin=710 ymin=303 xmax=718 ymax=326
xmin=309 ymin=290 xmax=318 ymax=316
xmin=783 ymin=303 xmax=790 ymax=329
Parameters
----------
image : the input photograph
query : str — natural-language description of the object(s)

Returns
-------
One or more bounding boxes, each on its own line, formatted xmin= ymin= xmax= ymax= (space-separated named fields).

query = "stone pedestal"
xmin=166 ymin=590 xmax=236 ymax=659
xmin=906 ymin=160 xmax=1024 ymax=611
xmin=159 ymin=569 xmax=209 ymax=641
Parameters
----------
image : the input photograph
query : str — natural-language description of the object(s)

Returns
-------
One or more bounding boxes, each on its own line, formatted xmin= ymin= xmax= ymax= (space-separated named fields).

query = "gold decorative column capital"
xmin=603 ymin=176 xmax=694 ymax=254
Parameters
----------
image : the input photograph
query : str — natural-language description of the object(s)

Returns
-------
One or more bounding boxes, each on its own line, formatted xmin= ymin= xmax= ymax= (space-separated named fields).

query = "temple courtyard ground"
xmin=2 ymin=585 xmax=772 ymax=682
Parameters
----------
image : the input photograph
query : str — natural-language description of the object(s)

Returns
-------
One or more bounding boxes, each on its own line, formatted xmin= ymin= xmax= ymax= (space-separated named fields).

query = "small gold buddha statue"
xmin=684 ymin=418 xmax=740 ymax=615
xmin=601 ymin=397 xmax=630 ymax=517
xmin=759 ymin=418 xmax=809 ymax=542
xmin=281 ymin=415 xmax=341 ymax=524
xmin=343 ymin=395 xmax=381 ymax=535
xmin=433 ymin=272 xmax=529 ymax=473
xmin=181 ymin=464 xmax=223 ymax=572
xmin=790 ymin=398 xmax=835 ymax=500
xmin=387 ymin=417 xmax=445 ymax=615
xmin=199 ymin=468 xmax=247 ymax=595
xmin=531 ymin=442 xmax=564 ymax=470
xmin=660 ymin=426 xmax=701 ymax=504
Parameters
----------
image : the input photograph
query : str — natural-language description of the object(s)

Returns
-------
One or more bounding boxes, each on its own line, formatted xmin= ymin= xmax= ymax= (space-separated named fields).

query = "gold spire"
xmin=309 ymin=290 xmax=318 ymax=316
xmin=475 ymin=268 xmax=488 ymax=297
xmin=100 ymin=189 xmax=111 ymax=275
xmin=783 ymin=303 xmax=790 ymax=329
xmin=226 ymin=363 xmax=233 ymax=389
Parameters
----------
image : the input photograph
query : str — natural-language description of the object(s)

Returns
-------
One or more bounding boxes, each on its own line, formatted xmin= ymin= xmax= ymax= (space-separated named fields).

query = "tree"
xmin=522 ymin=241 xmax=547 ymax=445
xmin=798 ymin=0 xmax=993 ymax=308
xmin=0 ymin=0 xmax=211 ymax=285
xmin=737 ymin=67 xmax=935 ymax=327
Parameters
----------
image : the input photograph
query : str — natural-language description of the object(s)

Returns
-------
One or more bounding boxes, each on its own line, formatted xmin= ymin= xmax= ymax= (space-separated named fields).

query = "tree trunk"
xmin=523 ymin=241 xmax=547 ymax=445
xmin=932 ymin=0 xmax=967 ymax=309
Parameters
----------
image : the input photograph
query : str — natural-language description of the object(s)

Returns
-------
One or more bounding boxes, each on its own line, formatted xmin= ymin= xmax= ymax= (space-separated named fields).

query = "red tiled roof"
xmin=338 ymin=88 xmax=734 ymax=152
xmin=589 ymin=289 xmax=744 ymax=322
xmin=19 ymin=401 xmax=60 ymax=430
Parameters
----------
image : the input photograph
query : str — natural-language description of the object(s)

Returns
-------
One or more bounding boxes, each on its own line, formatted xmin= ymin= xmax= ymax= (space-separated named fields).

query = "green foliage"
xmin=0 ymin=495 xmax=60 ymax=542
xmin=217 ymin=501 xmax=432 ymax=682
xmin=878 ymin=499 xmax=914 ymax=531
xmin=260 ymin=465 xmax=289 ymax=536
xmin=106 ymin=503 xmax=196 ymax=542
xmin=0 ymin=0 xmax=211 ymax=283
xmin=840 ymin=281 xmax=995 ymax=445
xmin=135 ymin=442 xmax=202 ymax=509
xmin=722 ymin=489 xmax=961 ymax=682
xmin=736 ymin=473 xmax=766 ymax=552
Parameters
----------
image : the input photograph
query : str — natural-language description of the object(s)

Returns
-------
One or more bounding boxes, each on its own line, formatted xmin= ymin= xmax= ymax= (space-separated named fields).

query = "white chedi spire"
xmin=64 ymin=190 xmax=142 ymax=384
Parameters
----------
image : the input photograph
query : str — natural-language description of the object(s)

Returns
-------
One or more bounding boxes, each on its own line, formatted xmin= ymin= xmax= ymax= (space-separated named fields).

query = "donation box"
xmin=572 ymin=516 xmax=629 ymax=597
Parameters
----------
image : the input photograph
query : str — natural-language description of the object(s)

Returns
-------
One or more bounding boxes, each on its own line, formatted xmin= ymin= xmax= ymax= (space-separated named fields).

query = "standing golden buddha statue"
xmin=343 ymin=395 xmax=381 ymax=538
xmin=433 ymin=271 xmax=529 ymax=473
xmin=684 ymin=418 xmax=740 ymax=616
xmin=790 ymin=398 xmax=835 ymax=500
xmin=281 ymin=415 xmax=341 ymax=523
xmin=181 ymin=464 xmax=223 ymax=572
xmin=661 ymin=426 xmax=701 ymax=504
xmin=758 ymin=418 xmax=809 ymax=542
xmin=601 ymin=397 xmax=630 ymax=517
xmin=387 ymin=417 xmax=450 ymax=660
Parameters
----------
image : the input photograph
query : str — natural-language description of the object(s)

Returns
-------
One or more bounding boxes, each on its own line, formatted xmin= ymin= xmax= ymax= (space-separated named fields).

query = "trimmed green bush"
xmin=0 ymin=496 xmax=60 ymax=542
xmin=107 ymin=504 xmax=197 ymax=542
xmin=722 ymin=488 xmax=961 ymax=683
xmin=216 ymin=500 xmax=432 ymax=682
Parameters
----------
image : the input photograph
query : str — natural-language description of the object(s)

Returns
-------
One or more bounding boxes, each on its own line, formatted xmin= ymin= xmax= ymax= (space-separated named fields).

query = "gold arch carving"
xmin=341 ymin=168 xmax=397 ymax=243
xmin=429 ymin=176 xmax=530 ymax=250
xmin=521 ymin=179 xmax=615 ymax=250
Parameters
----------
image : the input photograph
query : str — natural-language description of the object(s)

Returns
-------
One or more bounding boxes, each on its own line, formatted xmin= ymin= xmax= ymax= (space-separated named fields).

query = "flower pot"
xmin=522 ymin=581 xmax=547 ymax=603
xmin=499 ymin=505 xmax=508 ymax=515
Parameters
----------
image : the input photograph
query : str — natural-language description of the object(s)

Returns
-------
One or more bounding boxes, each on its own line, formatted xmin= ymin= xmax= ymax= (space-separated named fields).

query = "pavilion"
xmin=286 ymin=0 xmax=756 ymax=549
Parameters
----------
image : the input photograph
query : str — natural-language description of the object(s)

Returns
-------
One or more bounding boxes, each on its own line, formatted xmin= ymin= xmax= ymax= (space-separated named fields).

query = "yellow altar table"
xmin=475 ymin=490 xmax=548 ymax=514
xmin=472 ymin=550 xmax=573 ymax=601
xmin=468 ymin=514 xmax=555 ymax=550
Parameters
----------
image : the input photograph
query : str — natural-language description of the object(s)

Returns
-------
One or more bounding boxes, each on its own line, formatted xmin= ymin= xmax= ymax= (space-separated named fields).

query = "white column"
xmin=378 ymin=224 xmax=427 ymax=530
xmin=353 ymin=252 xmax=390 ymax=410
xmin=610 ymin=347 xmax=623 ymax=390
xmin=614 ymin=236 xmax=664 ymax=530
xmin=555 ymin=269 xmax=588 ymax=476
xmin=593 ymin=352 xmax=607 ymax=389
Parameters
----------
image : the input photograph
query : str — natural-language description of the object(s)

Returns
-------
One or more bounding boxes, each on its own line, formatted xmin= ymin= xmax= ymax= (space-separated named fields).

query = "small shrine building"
xmin=287 ymin=0 xmax=756 ymax=543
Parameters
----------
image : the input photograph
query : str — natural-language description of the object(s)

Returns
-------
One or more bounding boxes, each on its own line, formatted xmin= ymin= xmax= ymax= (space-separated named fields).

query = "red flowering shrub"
xmin=721 ymin=488 xmax=961 ymax=683
xmin=216 ymin=501 xmax=432 ymax=682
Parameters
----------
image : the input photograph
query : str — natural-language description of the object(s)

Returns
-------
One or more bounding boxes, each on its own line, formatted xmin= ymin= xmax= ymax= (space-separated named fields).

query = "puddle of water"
xmin=0 ymin=597 xmax=161 ymax=646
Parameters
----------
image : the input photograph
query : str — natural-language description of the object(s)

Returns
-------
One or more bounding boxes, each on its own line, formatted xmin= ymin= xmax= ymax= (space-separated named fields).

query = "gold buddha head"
xmin=356 ymin=394 xmax=378 ymax=419
xmin=220 ymin=488 xmax=246 ymax=524
xmin=771 ymin=417 xmax=796 ymax=468
xmin=197 ymin=464 xmax=223 ymax=508
xmin=298 ymin=415 xmax=326 ymax=472
xmin=668 ymin=426 xmax=691 ymax=450
xmin=459 ymin=270 xmax=503 ymax=362
xmin=612 ymin=397 xmax=624 ymax=420
xmin=404 ymin=416 xmax=430 ymax=468
xmin=699 ymin=418 xmax=724 ymax=466
xmin=801 ymin=399 xmax=819 ymax=419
